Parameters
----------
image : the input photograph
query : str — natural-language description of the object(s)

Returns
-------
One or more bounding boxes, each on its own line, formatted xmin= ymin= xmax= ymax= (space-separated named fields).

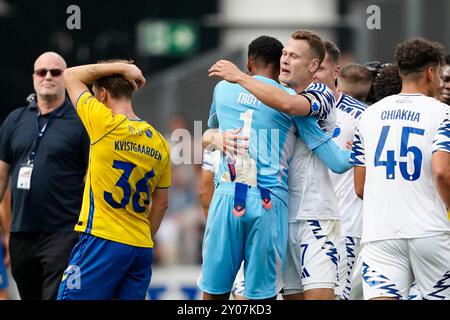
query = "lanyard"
xmin=28 ymin=112 xmax=53 ymax=164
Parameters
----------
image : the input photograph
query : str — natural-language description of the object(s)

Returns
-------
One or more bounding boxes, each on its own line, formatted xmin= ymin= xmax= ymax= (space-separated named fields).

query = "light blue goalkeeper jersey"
xmin=208 ymin=76 xmax=297 ymax=205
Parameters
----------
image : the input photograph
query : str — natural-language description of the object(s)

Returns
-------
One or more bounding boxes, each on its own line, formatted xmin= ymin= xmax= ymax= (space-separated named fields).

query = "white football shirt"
xmin=350 ymin=94 xmax=450 ymax=243
xmin=288 ymin=83 xmax=339 ymax=220
xmin=329 ymin=93 xmax=368 ymax=237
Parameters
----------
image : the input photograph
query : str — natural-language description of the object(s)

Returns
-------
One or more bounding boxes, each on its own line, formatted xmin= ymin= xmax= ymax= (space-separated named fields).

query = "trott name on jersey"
xmin=237 ymin=92 xmax=262 ymax=106
xmin=380 ymin=109 xmax=420 ymax=122
xmin=114 ymin=140 xmax=162 ymax=161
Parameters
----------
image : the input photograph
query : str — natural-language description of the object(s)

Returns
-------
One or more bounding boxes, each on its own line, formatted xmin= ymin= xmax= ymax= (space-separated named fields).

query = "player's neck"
xmin=401 ymin=81 xmax=428 ymax=96
xmin=333 ymin=89 xmax=341 ymax=101
xmin=37 ymin=95 xmax=65 ymax=115
xmin=252 ymin=69 xmax=278 ymax=82
xmin=292 ymin=78 xmax=312 ymax=93
xmin=110 ymin=101 xmax=139 ymax=119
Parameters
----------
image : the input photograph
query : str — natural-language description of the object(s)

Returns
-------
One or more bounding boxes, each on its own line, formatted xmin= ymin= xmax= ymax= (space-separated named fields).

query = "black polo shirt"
xmin=0 ymin=98 xmax=90 ymax=232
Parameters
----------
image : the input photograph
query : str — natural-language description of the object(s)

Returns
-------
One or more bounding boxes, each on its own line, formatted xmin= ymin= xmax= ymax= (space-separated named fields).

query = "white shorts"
xmin=361 ymin=233 xmax=450 ymax=300
xmin=351 ymin=246 xmax=423 ymax=300
xmin=349 ymin=249 xmax=364 ymax=300
xmin=283 ymin=219 xmax=345 ymax=294
xmin=335 ymin=236 xmax=361 ymax=299
xmin=408 ymin=282 xmax=423 ymax=300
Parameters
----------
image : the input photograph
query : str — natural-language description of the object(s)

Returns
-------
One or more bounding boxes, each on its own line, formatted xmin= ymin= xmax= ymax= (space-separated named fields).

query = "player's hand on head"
xmin=208 ymin=60 xmax=243 ymax=83
xmin=123 ymin=64 xmax=146 ymax=90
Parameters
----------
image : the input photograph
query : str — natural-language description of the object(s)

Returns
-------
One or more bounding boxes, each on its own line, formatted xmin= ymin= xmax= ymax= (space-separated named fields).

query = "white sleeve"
xmin=432 ymin=108 xmax=450 ymax=153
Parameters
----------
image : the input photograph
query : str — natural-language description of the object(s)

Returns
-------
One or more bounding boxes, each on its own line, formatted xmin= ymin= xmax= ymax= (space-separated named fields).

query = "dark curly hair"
xmin=395 ymin=37 xmax=444 ymax=77
xmin=373 ymin=64 xmax=402 ymax=102
xmin=93 ymin=59 xmax=135 ymax=100
xmin=248 ymin=36 xmax=283 ymax=70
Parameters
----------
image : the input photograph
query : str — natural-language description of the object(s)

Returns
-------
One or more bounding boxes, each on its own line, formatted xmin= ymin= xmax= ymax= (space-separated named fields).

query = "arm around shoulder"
xmin=208 ymin=60 xmax=311 ymax=115
xmin=238 ymin=75 xmax=311 ymax=115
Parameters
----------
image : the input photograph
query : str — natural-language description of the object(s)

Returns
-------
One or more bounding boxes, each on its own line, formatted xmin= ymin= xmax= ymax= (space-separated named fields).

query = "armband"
xmin=301 ymin=91 xmax=322 ymax=116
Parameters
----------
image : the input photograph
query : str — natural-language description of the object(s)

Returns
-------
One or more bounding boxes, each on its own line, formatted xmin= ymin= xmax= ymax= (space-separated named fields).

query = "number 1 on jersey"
xmin=240 ymin=109 xmax=253 ymax=140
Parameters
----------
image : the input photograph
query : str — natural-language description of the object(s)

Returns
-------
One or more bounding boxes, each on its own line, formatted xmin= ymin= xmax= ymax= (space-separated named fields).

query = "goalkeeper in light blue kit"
xmin=200 ymin=33 xmax=351 ymax=300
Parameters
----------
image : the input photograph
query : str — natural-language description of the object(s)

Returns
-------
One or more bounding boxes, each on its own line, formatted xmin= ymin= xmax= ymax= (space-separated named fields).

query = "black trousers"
xmin=9 ymin=231 xmax=78 ymax=300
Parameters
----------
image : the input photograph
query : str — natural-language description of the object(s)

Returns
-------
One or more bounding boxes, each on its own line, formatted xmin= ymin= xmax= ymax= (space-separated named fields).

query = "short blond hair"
xmin=291 ymin=30 xmax=326 ymax=64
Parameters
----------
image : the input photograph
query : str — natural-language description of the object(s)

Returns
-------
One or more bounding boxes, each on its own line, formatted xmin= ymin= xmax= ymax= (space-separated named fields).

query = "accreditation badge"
xmin=17 ymin=163 xmax=33 ymax=190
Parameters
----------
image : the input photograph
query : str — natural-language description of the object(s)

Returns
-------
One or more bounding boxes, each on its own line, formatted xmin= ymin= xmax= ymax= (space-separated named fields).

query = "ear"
xmin=334 ymin=65 xmax=341 ymax=81
xmin=98 ymin=87 xmax=108 ymax=103
xmin=247 ymin=57 xmax=254 ymax=75
xmin=104 ymin=88 xmax=113 ymax=102
xmin=426 ymin=66 xmax=434 ymax=82
xmin=310 ymin=58 xmax=320 ymax=74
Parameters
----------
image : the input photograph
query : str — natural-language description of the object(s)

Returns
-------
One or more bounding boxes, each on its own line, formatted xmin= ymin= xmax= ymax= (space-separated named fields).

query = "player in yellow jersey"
xmin=57 ymin=60 xmax=170 ymax=300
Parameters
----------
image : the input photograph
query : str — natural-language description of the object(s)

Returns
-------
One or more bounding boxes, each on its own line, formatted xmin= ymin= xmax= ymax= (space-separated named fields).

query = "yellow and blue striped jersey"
xmin=74 ymin=92 xmax=171 ymax=248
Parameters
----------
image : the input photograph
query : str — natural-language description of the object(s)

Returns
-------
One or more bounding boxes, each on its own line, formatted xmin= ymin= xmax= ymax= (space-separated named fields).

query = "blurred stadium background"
xmin=0 ymin=0 xmax=449 ymax=299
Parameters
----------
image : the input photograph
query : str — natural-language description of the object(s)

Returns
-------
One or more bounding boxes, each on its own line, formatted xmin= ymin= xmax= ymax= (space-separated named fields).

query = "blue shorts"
xmin=198 ymin=182 xmax=288 ymax=299
xmin=0 ymin=243 xmax=8 ymax=290
xmin=57 ymin=233 xmax=153 ymax=300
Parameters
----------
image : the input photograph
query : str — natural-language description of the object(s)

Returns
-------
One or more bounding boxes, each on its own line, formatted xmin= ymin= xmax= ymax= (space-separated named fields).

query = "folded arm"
xmin=63 ymin=62 xmax=146 ymax=108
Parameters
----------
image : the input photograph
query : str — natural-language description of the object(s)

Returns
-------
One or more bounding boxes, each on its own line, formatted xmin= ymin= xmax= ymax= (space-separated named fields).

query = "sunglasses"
xmin=34 ymin=68 xmax=63 ymax=77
